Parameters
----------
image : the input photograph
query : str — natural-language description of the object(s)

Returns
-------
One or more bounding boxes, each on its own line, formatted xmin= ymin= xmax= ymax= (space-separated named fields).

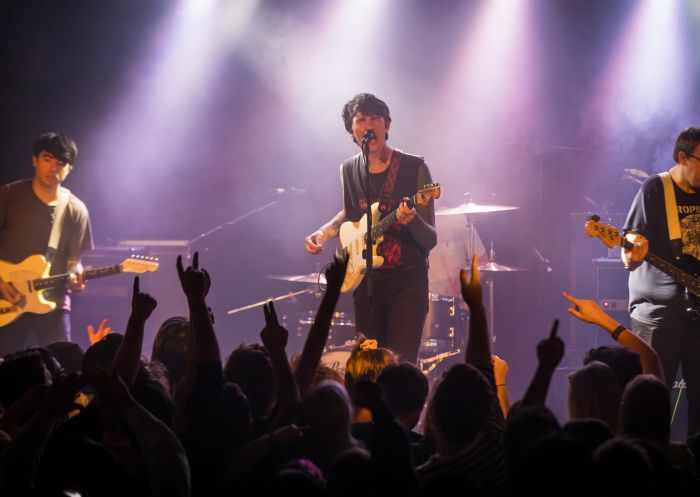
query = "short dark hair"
xmin=583 ymin=345 xmax=642 ymax=391
xmin=341 ymin=93 xmax=391 ymax=142
xmin=673 ymin=126 xmax=700 ymax=162
xmin=428 ymin=363 xmax=492 ymax=446
xmin=33 ymin=132 xmax=78 ymax=165
xmin=376 ymin=362 xmax=428 ymax=414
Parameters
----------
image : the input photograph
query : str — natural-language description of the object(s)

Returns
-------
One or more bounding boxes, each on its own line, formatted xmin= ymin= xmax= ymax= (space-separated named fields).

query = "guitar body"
xmin=0 ymin=255 xmax=56 ymax=327
xmin=0 ymin=254 xmax=159 ymax=328
xmin=339 ymin=203 xmax=385 ymax=293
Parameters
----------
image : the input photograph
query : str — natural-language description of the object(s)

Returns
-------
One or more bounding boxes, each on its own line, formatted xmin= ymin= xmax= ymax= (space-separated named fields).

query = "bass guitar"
xmin=338 ymin=183 xmax=441 ymax=293
xmin=0 ymin=255 xmax=159 ymax=327
xmin=584 ymin=215 xmax=700 ymax=320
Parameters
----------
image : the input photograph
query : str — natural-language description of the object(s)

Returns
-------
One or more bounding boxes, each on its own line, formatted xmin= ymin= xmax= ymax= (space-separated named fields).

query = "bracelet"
xmin=496 ymin=384 xmax=506 ymax=387
xmin=611 ymin=325 xmax=625 ymax=341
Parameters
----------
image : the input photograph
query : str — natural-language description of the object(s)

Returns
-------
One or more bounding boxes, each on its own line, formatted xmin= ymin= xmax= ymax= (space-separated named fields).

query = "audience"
xmin=0 ymin=254 xmax=697 ymax=496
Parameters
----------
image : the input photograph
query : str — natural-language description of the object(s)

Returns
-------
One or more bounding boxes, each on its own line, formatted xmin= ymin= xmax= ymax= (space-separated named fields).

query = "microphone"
xmin=269 ymin=187 xmax=307 ymax=195
xmin=361 ymin=129 xmax=376 ymax=145
xmin=531 ymin=245 xmax=553 ymax=273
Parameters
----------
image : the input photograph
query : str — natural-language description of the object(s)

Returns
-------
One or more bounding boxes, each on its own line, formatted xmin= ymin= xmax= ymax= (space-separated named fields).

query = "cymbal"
xmin=436 ymin=201 xmax=519 ymax=216
xmin=477 ymin=261 xmax=525 ymax=272
xmin=267 ymin=272 xmax=326 ymax=284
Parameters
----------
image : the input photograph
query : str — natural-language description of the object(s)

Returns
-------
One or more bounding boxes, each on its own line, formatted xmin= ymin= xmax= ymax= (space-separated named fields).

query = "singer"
xmin=304 ymin=93 xmax=437 ymax=363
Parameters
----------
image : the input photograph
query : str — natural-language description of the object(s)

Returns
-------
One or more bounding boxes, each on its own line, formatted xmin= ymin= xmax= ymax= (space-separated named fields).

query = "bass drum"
xmin=420 ymin=293 xmax=468 ymax=355
xmin=320 ymin=345 xmax=353 ymax=376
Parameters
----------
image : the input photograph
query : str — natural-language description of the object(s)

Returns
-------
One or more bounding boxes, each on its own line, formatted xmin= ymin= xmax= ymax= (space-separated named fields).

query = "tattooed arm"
xmin=304 ymin=209 xmax=347 ymax=254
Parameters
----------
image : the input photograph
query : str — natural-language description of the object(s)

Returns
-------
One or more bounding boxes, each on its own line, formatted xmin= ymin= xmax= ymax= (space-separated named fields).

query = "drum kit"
xmin=227 ymin=196 xmax=524 ymax=375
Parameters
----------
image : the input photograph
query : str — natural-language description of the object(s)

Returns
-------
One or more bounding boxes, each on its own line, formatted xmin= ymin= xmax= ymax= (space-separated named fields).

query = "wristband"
xmin=611 ymin=325 xmax=625 ymax=341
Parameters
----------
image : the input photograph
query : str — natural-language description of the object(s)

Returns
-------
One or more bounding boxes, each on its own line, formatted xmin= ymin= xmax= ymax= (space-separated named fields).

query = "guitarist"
xmin=0 ymin=132 xmax=93 ymax=355
xmin=304 ymin=93 xmax=437 ymax=364
xmin=622 ymin=126 xmax=700 ymax=437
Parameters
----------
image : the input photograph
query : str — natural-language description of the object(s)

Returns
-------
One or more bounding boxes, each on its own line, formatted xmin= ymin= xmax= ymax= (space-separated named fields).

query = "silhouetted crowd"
xmin=0 ymin=254 xmax=698 ymax=496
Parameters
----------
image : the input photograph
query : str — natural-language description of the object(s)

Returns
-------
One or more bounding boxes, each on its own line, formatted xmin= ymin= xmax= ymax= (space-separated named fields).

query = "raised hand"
xmin=87 ymin=318 xmax=112 ymax=345
xmin=131 ymin=276 xmax=157 ymax=320
xmin=260 ymin=300 xmax=288 ymax=353
xmin=324 ymin=255 xmax=348 ymax=294
xmin=492 ymin=354 xmax=509 ymax=385
xmin=562 ymin=292 xmax=610 ymax=327
xmin=460 ymin=255 xmax=483 ymax=308
xmin=536 ymin=319 xmax=564 ymax=370
xmin=176 ymin=252 xmax=211 ymax=300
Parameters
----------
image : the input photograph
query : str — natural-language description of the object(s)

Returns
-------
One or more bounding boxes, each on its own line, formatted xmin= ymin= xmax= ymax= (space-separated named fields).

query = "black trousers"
xmin=0 ymin=310 xmax=71 ymax=356
xmin=632 ymin=316 xmax=700 ymax=438
xmin=353 ymin=263 xmax=429 ymax=364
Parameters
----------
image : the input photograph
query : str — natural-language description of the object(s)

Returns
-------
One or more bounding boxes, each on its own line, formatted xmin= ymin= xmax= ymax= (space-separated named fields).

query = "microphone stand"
xmin=362 ymin=138 xmax=375 ymax=336
xmin=188 ymin=197 xmax=284 ymax=247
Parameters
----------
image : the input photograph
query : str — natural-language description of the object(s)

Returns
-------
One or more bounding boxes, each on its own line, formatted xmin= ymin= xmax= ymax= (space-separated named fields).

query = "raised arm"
xmin=113 ymin=276 xmax=157 ymax=385
xmin=294 ymin=256 xmax=346 ymax=397
xmin=176 ymin=252 xmax=219 ymax=364
xmin=522 ymin=320 xmax=564 ymax=406
xmin=260 ymin=301 xmax=300 ymax=425
xmin=563 ymin=292 xmax=664 ymax=381
xmin=461 ymin=255 xmax=491 ymax=366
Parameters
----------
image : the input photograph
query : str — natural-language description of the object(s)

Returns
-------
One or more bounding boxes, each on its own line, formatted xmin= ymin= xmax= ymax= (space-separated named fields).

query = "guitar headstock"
xmin=584 ymin=215 xmax=623 ymax=249
xmin=416 ymin=183 xmax=441 ymax=205
xmin=120 ymin=256 xmax=160 ymax=274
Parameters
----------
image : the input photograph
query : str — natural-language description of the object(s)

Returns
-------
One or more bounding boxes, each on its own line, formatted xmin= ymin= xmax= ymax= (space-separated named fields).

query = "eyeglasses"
xmin=687 ymin=153 xmax=700 ymax=162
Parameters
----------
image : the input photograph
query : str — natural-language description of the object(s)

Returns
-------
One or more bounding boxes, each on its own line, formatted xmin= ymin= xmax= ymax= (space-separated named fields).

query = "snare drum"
xmin=297 ymin=310 xmax=357 ymax=347
xmin=420 ymin=293 xmax=468 ymax=353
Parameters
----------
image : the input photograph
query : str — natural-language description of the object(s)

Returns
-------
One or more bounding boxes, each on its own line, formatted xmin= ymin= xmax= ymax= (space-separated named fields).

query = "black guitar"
xmin=584 ymin=215 xmax=700 ymax=321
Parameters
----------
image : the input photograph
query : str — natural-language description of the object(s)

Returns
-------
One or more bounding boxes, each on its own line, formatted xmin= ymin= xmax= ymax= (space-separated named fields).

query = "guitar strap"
xmin=659 ymin=171 xmax=683 ymax=260
xmin=45 ymin=186 xmax=71 ymax=271
xmin=378 ymin=151 xmax=402 ymax=215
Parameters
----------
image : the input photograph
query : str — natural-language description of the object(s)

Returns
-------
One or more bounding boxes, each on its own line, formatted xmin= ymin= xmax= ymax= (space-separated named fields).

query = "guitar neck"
xmin=368 ymin=194 xmax=417 ymax=241
xmin=33 ymin=264 xmax=123 ymax=291
xmin=621 ymin=238 xmax=700 ymax=295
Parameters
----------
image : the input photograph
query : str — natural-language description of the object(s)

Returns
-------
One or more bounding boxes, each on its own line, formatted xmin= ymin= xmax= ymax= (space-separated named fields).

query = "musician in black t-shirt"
xmin=304 ymin=93 xmax=436 ymax=363
xmin=622 ymin=126 xmax=700 ymax=437
xmin=0 ymin=133 xmax=93 ymax=355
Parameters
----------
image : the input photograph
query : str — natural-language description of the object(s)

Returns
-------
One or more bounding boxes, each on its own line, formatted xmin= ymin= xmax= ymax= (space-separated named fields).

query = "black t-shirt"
xmin=624 ymin=175 xmax=700 ymax=325
xmin=0 ymin=179 xmax=93 ymax=308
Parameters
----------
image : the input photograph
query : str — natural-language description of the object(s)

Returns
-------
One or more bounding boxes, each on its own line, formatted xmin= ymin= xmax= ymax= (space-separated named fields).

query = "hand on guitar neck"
xmin=621 ymin=232 xmax=649 ymax=271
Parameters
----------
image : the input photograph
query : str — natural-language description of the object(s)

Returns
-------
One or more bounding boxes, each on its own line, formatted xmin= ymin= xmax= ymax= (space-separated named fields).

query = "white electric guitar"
xmin=338 ymin=183 xmax=441 ymax=293
xmin=0 ymin=255 xmax=159 ymax=328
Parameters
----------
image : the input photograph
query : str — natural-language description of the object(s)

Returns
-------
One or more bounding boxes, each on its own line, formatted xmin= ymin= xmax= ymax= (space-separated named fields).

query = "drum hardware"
xmin=297 ymin=310 xmax=357 ymax=348
xmin=266 ymin=271 xmax=327 ymax=286
xmin=226 ymin=288 xmax=315 ymax=316
xmin=475 ymin=242 xmax=526 ymax=353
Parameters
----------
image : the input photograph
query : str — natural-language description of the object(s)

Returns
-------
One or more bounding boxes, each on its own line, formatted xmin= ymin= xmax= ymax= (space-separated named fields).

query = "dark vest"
xmin=341 ymin=151 xmax=427 ymax=269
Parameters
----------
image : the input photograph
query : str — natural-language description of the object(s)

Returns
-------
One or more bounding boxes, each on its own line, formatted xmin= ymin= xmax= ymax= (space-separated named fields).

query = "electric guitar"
xmin=0 ymin=255 xmax=159 ymax=328
xmin=584 ymin=215 xmax=700 ymax=320
xmin=338 ymin=183 xmax=441 ymax=293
